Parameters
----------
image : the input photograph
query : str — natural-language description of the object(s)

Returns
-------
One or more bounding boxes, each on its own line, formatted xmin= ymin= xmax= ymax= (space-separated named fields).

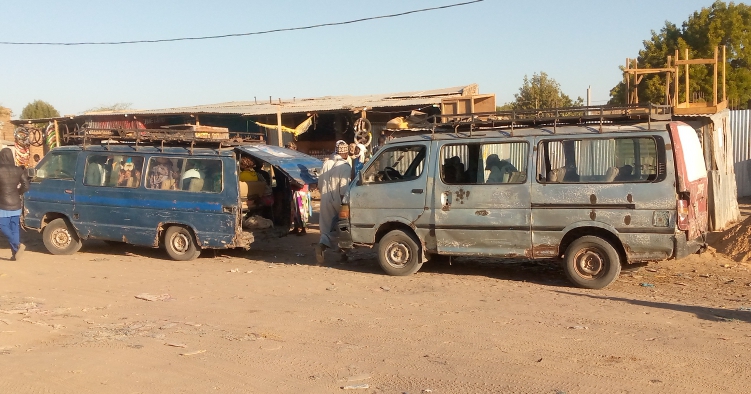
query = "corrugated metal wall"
xmin=731 ymin=109 xmax=751 ymax=197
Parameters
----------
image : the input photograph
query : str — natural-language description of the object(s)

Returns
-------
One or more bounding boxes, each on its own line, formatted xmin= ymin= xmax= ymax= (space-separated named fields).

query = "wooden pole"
xmin=625 ymin=58 xmax=630 ymax=104
xmin=713 ymin=47 xmax=718 ymax=106
xmin=674 ymin=50 xmax=679 ymax=106
xmin=723 ymin=45 xmax=727 ymax=102
xmin=684 ymin=48 xmax=690 ymax=105
xmin=276 ymin=106 xmax=283 ymax=147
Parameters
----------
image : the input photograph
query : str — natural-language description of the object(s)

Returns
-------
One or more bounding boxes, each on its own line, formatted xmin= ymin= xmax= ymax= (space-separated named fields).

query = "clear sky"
xmin=0 ymin=0 xmax=717 ymax=117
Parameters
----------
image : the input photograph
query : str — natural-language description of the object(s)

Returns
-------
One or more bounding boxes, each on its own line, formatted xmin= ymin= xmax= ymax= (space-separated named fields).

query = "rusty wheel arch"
xmin=559 ymin=227 xmax=627 ymax=264
xmin=374 ymin=222 xmax=418 ymax=244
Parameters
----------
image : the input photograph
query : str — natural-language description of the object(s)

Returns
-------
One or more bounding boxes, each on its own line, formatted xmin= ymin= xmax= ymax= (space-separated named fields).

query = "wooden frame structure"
xmin=623 ymin=46 xmax=727 ymax=115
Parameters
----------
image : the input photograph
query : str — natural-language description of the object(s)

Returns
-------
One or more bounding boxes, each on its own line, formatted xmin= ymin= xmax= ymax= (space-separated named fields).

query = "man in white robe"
xmin=315 ymin=140 xmax=352 ymax=265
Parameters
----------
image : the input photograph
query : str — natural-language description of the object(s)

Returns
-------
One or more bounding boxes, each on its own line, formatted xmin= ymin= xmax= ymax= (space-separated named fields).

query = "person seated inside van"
xmin=442 ymin=156 xmax=466 ymax=184
xmin=485 ymin=154 xmax=517 ymax=183
xmin=239 ymin=157 xmax=266 ymax=183
xmin=85 ymin=156 xmax=108 ymax=186
xmin=148 ymin=158 xmax=178 ymax=190
xmin=117 ymin=158 xmax=142 ymax=188
xmin=614 ymin=164 xmax=634 ymax=182
xmin=181 ymin=160 xmax=205 ymax=191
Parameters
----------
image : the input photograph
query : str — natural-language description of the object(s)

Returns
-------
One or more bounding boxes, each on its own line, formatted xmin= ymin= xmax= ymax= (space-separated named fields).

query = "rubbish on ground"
xmin=342 ymin=384 xmax=369 ymax=390
xmin=675 ymin=282 xmax=688 ymax=286
xmin=165 ymin=342 xmax=187 ymax=348
xmin=380 ymin=286 xmax=391 ymax=291
xmin=640 ymin=283 xmax=655 ymax=287
xmin=646 ymin=268 xmax=658 ymax=272
xmin=229 ymin=268 xmax=239 ymax=273
xmin=180 ymin=349 xmax=206 ymax=356
xmin=134 ymin=293 xmax=171 ymax=301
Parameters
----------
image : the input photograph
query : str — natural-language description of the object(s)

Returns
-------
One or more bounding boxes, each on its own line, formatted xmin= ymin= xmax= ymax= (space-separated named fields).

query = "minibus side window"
xmin=145 ymin=157 xmax=223 ymax=193
xmin=440 ymin=142 xmax=528 ymax=185
xmin=83 ymin=155 xmax=144 ymax=188
xmin=538 ymin=137 xmax=664 ymax=183
xmin=34 ymin=152 xmax=78 ymax=180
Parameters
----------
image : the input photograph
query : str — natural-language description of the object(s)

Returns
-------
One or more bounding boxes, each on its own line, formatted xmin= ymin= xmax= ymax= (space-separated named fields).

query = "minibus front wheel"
xmin=42 ymin=218 xmax=82 ymax=255
xmin=164 ymin=226 xmax=201 ymax=261
xmin=377 ymin=230 xmax=423 ymax=276
xmin=563 ymin=236 xmax=621 ymax=289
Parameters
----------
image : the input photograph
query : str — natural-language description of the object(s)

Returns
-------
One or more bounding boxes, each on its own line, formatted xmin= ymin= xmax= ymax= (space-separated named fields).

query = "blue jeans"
xmin=0 ymin=216 xmax=20 ymax=255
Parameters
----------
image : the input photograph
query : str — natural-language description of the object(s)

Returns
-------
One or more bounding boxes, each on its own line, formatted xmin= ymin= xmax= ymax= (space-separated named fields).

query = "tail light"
xmin=677 ymin=199 xmax=689 ymax=230
xmin=339 ymin=204 xmax=350 ymax=220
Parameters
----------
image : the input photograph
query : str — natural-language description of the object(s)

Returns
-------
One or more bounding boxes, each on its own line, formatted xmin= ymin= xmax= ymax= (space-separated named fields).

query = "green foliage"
xmin=503 ymin=72 xmax=584 ymax=110
xmin=86 ymin=102 xmax=132 ymax=113
xmin=609 ymin=1 xmax=751 ymax=108
xmin=20 ymin=100 xmax=60 ymax=120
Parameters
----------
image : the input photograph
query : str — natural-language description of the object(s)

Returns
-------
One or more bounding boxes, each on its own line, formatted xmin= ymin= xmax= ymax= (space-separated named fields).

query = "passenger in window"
xmin=443 ymin=156 xmax=464 ymax=183
xmin=149 ymin=158 xmax=178 ymax=190
xmin=486 ymin=154 xmax=517 ymax=183
xmin=117 ymin=159 xmax=141 ymax=188
xmin=614 ymin=165 xmax=633 ymax=182
xmin=181 ymin=161 xmax=205 ymax=191
xmin=85 ymin=156 xmax=107 ymax=186
xmin=239 ymin=157 xmax=265 ymax=183
xmin=202 ymin=160 xmax=222 ymax=192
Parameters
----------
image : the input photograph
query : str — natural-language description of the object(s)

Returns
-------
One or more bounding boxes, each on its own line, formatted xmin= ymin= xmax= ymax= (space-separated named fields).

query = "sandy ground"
xmin=0 ymin=210 xmax=750 ymax=393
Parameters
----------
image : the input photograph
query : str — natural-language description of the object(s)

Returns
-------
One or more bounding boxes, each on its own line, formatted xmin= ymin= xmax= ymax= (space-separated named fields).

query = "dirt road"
xmin=0 ymin=225 xmax=750 ymax=394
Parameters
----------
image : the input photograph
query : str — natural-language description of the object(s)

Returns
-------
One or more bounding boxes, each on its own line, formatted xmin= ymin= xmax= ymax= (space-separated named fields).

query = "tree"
xmin=609 ymin=1 xmax=751 ymax=108
xmin=85 ymin=102 xmax=132 ymax=113
xmin=20 ymin=100 xmax=60 ymax=120
xmin=502 ymin=72 xmax=584 ymax=110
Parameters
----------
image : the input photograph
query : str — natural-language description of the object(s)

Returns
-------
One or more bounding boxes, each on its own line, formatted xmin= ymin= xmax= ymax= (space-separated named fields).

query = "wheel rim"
xmin=170 ymin=232 xmax=191 ymax=255
xmin=573 ymin=248 xmax=606 ymax=279
xmin=384 ymin=241 xmax=411 ymax=268
xmin=50 ymin=227 xmax=72 ymax=249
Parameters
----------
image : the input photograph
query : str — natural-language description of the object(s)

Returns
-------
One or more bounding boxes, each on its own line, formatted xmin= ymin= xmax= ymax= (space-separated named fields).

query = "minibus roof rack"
xmin=392 ymin=103 xmax=672 ymax=135
xmin=63 ymin=125 xmax=264 ymax=149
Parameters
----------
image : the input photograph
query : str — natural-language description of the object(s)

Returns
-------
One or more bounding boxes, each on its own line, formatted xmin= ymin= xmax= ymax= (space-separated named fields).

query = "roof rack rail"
xmin=390 ymin=103 xmax=672 ymax=134
xmin=63 ymin=125 xmax=264 ymax=148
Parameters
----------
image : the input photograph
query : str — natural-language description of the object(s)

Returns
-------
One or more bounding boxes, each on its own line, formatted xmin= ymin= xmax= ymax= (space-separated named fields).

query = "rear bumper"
xmin=675 ymin=232 xmax=706 ymax=259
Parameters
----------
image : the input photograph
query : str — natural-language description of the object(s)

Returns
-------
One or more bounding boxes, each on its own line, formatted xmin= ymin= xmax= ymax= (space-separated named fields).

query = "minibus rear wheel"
xmin=563 ymin=236 xmax=621 ymax=289
xmin=378 ymin=230 xmax=423 ymax=276
xmin=42 ymin=218 xmax=82 ymax=255
xmin=164 ymin=226 xmax=201 ymax=261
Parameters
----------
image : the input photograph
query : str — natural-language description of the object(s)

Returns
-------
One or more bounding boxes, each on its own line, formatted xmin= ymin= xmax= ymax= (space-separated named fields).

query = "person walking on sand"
xmin=314 ymin=140 xmax=351 ymax=265
xmin=0 ymin=148 xmax=29 ymax=260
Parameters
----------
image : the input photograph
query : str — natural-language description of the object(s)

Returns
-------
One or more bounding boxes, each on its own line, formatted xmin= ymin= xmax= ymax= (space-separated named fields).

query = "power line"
xmin=0 ymin=0 xmax=484 ymax=46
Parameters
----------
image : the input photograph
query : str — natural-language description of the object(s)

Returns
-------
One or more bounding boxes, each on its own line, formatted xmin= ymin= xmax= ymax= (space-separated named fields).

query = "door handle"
xmin=222 ymin=206 xmax=236 ymax=214
xmin=64 ymin=189 xmax=73 ymax=194
xmin=411 ymin=189 xmax=423 ymax=194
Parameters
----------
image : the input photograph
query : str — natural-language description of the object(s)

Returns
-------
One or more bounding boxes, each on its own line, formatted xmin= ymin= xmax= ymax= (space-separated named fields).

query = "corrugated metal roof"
xmin=84 ymin=84 xmax=478 ymax=117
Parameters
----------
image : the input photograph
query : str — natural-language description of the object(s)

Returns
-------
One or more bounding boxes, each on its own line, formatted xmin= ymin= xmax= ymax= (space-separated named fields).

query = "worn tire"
xmin=42 ymin=218 xmax=82 ymax=255
xmin=164 ymin=226 xmax=201 ymax=261
xmin=377 ymin=230 xmax=423 ymax=276
xmin=563 ymin=236 xmax=621 ymax=289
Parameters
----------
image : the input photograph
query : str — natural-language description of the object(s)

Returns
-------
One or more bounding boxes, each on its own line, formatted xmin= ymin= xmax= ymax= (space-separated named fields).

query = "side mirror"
xmin=27 ymin=168 xmax=36 ymax=178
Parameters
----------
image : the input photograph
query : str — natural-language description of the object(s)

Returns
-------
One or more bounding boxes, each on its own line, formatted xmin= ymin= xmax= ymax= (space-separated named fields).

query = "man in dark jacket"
xmin=0 ymin=148 xmax=29 ymax=260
